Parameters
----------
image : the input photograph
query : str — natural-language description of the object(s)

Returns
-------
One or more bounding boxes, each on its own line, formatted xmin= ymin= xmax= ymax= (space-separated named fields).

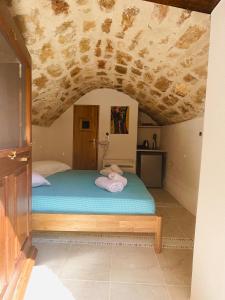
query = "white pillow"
xmin=32 ymin=160 xmax=71 ymax=177
xmin=32 ymin=172 xmax=51 ymax=187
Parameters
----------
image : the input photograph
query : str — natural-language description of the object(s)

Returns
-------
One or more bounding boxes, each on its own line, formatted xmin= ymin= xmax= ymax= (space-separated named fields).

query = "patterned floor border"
xmin=33 ymin=232 xmax=194 ymax=250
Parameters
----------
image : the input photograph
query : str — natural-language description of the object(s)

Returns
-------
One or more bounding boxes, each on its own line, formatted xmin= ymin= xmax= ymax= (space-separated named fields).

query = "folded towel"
xmin=95 ymin=177 xmax=124 ymax=193
xmin=100 ymin=167 xmax=112 ymax=176
xmin=100 ymin=164 xmax=123 ymax=176
xmin=110 ymin=164 xmax=123 ymax=175
xmin=108 ymin=172 xmax=127 ymax=187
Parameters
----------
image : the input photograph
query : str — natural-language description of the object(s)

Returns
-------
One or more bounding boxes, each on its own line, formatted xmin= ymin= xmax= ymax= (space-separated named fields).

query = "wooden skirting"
xmin=32 ymin=213 xmax=162 ymax=253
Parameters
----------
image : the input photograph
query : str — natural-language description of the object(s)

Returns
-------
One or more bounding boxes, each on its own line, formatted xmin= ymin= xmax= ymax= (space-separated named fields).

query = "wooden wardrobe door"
xmin=0 ymin=183 xmax=7 ymax=296
xmin=0 ymin=160 xmax=31 ymax=289
xmin=0 ymin=2 xmax=36 ymax=299
xmin=4 ymin=175 xmax=17 ymax=284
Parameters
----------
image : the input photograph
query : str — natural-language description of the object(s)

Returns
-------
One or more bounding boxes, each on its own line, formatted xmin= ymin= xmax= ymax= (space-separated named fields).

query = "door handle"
xmin=88 ymin=139 xmax=96 ymax=146
xmin=88 ymin=138 xmax=96 ymax=143
xmin=8 ymin=151 xmax=29 ymax=162
xmin=8 ymin=151 xmax=17 ymax=160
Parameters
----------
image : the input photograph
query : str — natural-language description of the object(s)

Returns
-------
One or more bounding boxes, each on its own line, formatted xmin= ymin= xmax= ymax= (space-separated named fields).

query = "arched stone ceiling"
xmin=7 ymin=0 xmax=210 ymax=126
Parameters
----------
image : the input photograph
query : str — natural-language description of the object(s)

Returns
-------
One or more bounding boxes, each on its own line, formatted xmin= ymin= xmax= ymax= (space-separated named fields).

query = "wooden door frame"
xmin=73 ymin=105 xmax=99 ymax=170
xmin=0 ymin=2 xmax=32 ymax=159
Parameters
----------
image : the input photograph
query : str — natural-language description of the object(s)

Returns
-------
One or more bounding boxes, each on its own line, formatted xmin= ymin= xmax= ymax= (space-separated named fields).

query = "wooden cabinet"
xmin=0 ymin=3 xmax=36 ymax=299
xmin=0 ymin=184 xmax=7 ymax=295
xmin=0 ymin=160 xmax=33 ymax=297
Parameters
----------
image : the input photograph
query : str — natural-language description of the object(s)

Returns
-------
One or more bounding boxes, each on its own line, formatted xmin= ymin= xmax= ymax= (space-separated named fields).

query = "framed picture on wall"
xmin=111 ymin=106 xmax=129 ymax=134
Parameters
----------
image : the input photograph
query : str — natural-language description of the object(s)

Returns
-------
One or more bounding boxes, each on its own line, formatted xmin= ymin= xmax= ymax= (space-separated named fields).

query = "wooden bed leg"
xmin=154 ymin=216 xmax=162 ymax=253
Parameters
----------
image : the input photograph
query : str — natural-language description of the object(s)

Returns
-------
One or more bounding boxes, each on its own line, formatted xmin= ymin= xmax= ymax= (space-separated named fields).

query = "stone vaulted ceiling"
xmin=7 ymin=0 xmax=210 ymax=126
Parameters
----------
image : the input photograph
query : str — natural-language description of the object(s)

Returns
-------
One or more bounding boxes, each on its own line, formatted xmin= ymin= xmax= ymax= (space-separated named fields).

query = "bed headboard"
xmin=102 ymin=159 xmax=136 ymax=173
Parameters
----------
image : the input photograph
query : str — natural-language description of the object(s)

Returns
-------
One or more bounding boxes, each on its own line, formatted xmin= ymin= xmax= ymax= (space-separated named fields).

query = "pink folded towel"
xmin=95 ymin=177 xmax=124 ymax=193
xmin=108 ymin=172 xmax=127 ymax=187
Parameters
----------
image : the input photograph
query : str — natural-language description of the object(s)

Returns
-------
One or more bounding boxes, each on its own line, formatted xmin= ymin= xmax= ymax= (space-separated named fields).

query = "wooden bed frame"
xmin=32 ymin=213 xmax=162 ymax=253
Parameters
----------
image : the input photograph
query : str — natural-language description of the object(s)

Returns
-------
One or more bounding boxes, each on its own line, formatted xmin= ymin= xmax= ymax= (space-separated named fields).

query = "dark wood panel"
xmin=144 ymin=0 xmax=221 ymax=14
xmin=73 ymin=105 xmax=99 ymax=170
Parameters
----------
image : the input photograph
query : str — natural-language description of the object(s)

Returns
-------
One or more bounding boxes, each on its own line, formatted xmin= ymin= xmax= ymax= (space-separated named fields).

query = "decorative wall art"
xmin=111 ymin=106 xmax=129 ymax=134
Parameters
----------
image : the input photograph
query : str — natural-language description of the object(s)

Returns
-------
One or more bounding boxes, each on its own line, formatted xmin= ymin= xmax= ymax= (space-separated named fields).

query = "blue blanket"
xmin=32 ymin=170 xmax=155 ymax=215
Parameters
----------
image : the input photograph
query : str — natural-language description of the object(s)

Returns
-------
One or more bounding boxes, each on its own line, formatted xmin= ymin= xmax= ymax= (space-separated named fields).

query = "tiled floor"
xmin=151 ymin=189 xmax=196 ymax=240
xmin=25 ymin=189 xmax=195 ymax=300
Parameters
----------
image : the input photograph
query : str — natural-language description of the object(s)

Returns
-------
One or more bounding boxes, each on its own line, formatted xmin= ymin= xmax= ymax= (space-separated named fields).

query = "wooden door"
xmin=0 ymin=3 xmax=36 ymax=299
xmin=73 ymin=105 xmax=99 ymax=170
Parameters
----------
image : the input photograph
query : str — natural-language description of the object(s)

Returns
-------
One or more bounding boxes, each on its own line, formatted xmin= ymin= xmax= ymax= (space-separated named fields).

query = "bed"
xmin=32 ymin=170 xmax=162 ymax=252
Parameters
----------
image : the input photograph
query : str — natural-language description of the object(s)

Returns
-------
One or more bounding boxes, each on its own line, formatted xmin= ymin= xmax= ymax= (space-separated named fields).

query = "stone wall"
xmin=7 ymin=0 xmax=210 ymax=126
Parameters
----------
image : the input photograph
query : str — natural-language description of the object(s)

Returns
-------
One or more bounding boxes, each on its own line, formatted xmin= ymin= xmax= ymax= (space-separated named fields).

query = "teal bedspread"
xmin=32 ymin=170 xmax=155 ymax=215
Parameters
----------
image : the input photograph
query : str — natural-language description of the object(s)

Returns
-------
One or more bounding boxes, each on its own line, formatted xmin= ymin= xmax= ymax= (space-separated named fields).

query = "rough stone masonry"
xmin=8 ymin=0 xmax=210 ymax=126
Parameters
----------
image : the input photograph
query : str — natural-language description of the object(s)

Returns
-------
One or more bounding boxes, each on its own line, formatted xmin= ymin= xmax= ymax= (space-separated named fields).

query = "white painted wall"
xmin=191 ymin=0 xmax=225 ymax=299
xmin=47 ymin=107 xmax=73 ymax=166
xmin=32 ymin=108 xmax=73 ymax=166
xmin=32 ymin=88 xmax=138 ymax=169
xmin=32 ymin=125 xmax=49 ymax=162
xmin=76 ymin=89 xmax=138 ymax=169
xmin=161 ymin=117 xmax=203 ymax=215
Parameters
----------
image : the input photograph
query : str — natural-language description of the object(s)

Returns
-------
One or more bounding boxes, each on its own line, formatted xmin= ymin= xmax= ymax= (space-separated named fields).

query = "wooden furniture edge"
xmin=143 ymin=0 xmax=220 ymax=14
xmin=0 ymin=2 xmax=31 ymax=64
xmin=32 ymin=213 xmax=162 ymax=253
xmin=1 ymin=238 xmax=37 ymax=300
xmin=12 ymin=246 xmax=37 ymax=300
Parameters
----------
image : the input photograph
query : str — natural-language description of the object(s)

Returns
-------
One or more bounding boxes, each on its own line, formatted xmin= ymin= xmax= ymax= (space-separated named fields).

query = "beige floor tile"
xmin=156 ymin=202 xmax=181 ymax=208
xmin=110 ymin=246 xmax=164 ymax=284
xmin=177 ymin=218 xmax=196 ymax=239
xmin=150 ymin=189 xmax=178 ymax=204
xmin=154 ymin=189 xmax=196 ymax=240
xmin=24 ymin=266 xmax=74 ymax=300
xmin=163 ymin=207 xmax=194 ymax=220
xmin=32 ymin=188 xmax=195 ymax=299
xmin=60 ymin=244 xmax=111 ymax=281
xmin=162 ymin=218 xmax=186 ymax=238
xmin=157 ymin=249 xmax=193 ymax=285
xmin=167 ymin=285 xmax=191 ymax=300
xmin=62 ymin=279 xmax=109 ymax=300
xmin=110 ymin=283 xmax=169 ymax=300
xmin=34 ymin=242 xmax=70 ymax=275
xmin=156 ymin=207 xmax=170 ymax=218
